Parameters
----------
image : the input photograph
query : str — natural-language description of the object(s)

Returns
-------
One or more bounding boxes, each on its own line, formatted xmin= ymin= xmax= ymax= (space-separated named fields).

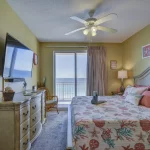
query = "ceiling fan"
xmin=65 ymin=10 xmax=118 ymax=36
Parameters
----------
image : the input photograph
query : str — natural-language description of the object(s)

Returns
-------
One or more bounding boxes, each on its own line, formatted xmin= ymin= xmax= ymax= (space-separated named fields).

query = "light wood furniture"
xmin=41 ymin=90 xmax=46 ymax=124
xmin=0 ymin=90 xmax=46 ymax=150
xmin=30 ymin=94 xmax=42 ymax=144
xmin=38 ymin=87 xmax=59 ymax=114
xmin=111 ymin=92 xmax=123 ymax=96
xmin=67 ymin=104 xmax=72 ymax=150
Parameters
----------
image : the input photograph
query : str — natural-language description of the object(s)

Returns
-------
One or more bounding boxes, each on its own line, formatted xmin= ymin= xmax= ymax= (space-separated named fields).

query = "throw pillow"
xmin=134 ymin=85 xmax=150 ymax=91
xmin=140 ymin=91 xmax=150 ymax=108
xmin=123 ymin=85 xmax=132 ymax=97
xmin=130 ymin=87 xmax=148 ymax=95
xmin=125 ymin=93 xmax=143 ymax=105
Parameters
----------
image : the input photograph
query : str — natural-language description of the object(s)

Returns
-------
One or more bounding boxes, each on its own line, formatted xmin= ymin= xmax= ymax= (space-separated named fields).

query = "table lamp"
xmin=118 ymin=70 xmax=128 ymax=92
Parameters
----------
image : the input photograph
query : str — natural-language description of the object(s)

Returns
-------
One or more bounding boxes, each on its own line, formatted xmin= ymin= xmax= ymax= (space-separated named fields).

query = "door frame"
xmin=53 ymin=50 xmax=87 ymax=100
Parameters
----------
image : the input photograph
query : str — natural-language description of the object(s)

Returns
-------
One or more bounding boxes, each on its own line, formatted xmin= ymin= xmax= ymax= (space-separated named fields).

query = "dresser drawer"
xmin=20 ymin=119 xmax=30 ymax=139
xmin=30 ymin=97 xmax=41 ymax=115
xmin=30 ymin=121 xmax=42 ymax=141
xmin=31 ymin=95 xmax=41 ymax=104
xmin=20 ymin=105 xmax=30 ymax=124
xmin=20 ymin=133 xmax=30 ymax=150
xmin=20 ymin=101 xmax=30 ymax=109
xmin=30 ymin=110 xmax=41 ymax=127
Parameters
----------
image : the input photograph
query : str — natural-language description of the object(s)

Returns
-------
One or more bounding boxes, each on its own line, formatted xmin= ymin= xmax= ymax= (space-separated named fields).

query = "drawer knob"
xmin=32 ymin=128 xmax=36 ymax=134
xmin=23 ymin=111 xmax=28 ymax=116
xmin=23 ymin=125 xmax=29 ymax=131
xmin=32 ymin=117 xmax=36 ymax=121
xmin=23 ymin=139 xmax=28 ymax=145
xmin=32 ymin=105 xmax=36 ymax=109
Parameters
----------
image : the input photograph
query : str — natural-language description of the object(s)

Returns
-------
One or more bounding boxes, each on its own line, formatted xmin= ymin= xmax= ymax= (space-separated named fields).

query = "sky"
xmin=56 ymin=53 xmax=87 ymax=78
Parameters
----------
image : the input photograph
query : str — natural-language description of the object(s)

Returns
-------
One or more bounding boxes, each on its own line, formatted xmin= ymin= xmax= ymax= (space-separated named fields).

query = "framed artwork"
xmin=33 ymin=53 xmax=38 ymax=65
xmin=110 ymin=60 xmax=117 ymax=70
xmin=142 ymin=44 xmax=150 ymax=59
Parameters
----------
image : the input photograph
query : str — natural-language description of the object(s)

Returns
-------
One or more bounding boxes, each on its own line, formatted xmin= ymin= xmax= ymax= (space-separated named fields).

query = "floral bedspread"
xmin=71 ymin=96 xmax=150 ymax=150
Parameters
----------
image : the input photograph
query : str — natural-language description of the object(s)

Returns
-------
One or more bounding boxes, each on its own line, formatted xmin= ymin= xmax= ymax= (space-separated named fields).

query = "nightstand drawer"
xmin=112 ymin=92 xmax=123 ymax=96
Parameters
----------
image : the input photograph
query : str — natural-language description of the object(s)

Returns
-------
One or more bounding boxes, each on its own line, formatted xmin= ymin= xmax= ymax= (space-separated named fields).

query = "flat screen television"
xmin=3 ymin=34 xmax=33 ymax=78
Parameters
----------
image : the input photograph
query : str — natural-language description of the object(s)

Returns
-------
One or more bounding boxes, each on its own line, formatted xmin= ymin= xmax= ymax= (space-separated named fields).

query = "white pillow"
xmin=130 ymin=87 xmax=148 ymax=95
xmin=123 ymin=86 xmax=147 ymax=98
xmin=123 ymin=85 xmax=132 ymax=97
xmin=125 ymin=93 xmax=143 ymax=105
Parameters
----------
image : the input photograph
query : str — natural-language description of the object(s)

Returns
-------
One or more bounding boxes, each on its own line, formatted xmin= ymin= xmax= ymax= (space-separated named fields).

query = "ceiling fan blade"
xmin=70 ymin=16 xmax=87 ymax=25
xmin=97 ymin=26 xmax=117 ymax=33
xmin=95 ymin=13 xmax=118 ymax=25
xmin=65 ymin=27 xmax=86 ymax=35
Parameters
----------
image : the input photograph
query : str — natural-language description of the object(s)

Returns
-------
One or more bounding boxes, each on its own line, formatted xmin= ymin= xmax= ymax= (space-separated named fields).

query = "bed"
xmin=67 ymin=67 xmax=150 ymax=150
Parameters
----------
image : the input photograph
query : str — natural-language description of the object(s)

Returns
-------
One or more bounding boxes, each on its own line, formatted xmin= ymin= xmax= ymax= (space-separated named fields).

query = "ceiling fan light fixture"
xmin=66 ymin=12 xmax=118 ymax=36
xmin=92 ymin=31 xmax=96 ymax=36
xmin=83 ymin=29 xmax=89 ymax=35
xmin=91 ymin=26 xmax=97 ymax=32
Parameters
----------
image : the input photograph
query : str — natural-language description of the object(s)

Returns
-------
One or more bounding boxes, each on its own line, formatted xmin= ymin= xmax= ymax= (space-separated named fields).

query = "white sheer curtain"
xmin=87 ymin=46 xmax=107 ymax=96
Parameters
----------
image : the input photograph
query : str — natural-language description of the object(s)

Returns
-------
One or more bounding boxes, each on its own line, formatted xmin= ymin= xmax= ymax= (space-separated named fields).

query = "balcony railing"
xmin=56 ymin=82 xmax=86 ymax=100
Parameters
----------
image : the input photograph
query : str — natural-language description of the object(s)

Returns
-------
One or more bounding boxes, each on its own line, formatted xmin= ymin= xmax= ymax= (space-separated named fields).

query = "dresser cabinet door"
xmin=20 ymin=119 xmax=30 ymax=139
xmin=30 ymin=96 xmax=41 ymax=115
xmin=20 ymin=133 xmax=30 ymax=150
xmin=20 ymin=105 xmax=30 ymax=124
xmin=30 ymin=121 xmax=42 ymax=142
xmin=30 ymin=110 xmax=41 ymax=127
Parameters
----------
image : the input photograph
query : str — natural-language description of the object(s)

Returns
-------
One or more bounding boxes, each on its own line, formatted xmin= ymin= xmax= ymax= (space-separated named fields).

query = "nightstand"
xmin=111 ymin=92 xmax=123 ymax=96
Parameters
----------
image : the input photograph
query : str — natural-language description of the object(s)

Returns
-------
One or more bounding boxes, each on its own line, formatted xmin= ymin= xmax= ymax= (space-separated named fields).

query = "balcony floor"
xmin=58 ymin=100 xmax=71 ymax=105
xmin=58 ymin=100 xmax=71 ymax=111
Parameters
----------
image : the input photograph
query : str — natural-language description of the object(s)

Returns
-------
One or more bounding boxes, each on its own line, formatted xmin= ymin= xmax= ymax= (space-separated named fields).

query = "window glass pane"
xmin=77 ymin=53 xmax=87 ymax=96
xmin=55 ymin=53 xmax=75 ymax=100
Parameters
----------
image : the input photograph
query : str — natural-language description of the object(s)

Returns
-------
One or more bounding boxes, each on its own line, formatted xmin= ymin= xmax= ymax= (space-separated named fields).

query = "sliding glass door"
xmin=55 ymin=53 xmax=75 ymax=100
xmin=54 ymin=51 xmax=87 ymax=100
xmin=76 ymin=53 xmax=87 ymax=96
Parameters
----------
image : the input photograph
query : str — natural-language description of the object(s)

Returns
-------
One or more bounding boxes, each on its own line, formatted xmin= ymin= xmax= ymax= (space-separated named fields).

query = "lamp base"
xmin=120 ymin=85 xmax=125 ymax=92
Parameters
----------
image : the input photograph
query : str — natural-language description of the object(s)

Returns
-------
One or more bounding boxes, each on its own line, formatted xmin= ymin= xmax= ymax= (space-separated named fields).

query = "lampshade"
xmin=118 ymin=70 xmax=128 ymax=79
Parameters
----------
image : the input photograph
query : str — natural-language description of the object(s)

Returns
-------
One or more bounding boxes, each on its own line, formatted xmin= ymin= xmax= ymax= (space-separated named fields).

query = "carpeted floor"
xmin=31 ymin=111 xmax=68 ymax=150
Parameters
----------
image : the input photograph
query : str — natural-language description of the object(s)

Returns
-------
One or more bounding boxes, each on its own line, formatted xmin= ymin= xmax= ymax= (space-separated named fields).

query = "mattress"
xmin=71 ymin=96 xmax=150 ymax=150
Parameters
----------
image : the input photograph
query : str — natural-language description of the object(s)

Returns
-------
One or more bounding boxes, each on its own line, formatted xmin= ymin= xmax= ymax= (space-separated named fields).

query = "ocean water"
xmin=56 ymin=78 xmax=86 ymax=100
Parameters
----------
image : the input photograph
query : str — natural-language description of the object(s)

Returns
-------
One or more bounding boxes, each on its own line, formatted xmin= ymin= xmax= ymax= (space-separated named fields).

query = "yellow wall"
xmin=122 ymin=25 xmax=150 ymax=87
xmin=0 ymin=0 xmax=40 ymax=92
xmin=40 ymin=42 xmax=123 ymax=95
xmin=3 ymin=0 xmax=149 ymax=96
xmin=0 ymin=0 xmax=123 ymax=96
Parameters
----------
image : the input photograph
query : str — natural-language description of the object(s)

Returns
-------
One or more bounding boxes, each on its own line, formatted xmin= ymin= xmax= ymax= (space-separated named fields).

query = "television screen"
xmin=3 ymin=34 xmax=33 ymax=78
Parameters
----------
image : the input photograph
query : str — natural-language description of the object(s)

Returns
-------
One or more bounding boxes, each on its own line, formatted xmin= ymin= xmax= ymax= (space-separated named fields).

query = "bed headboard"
xmin=134 ymin=67 xmax=150 ymax=86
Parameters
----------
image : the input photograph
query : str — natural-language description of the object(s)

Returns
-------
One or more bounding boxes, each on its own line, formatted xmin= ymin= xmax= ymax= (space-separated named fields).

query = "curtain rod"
xmin=45 ymin=46 xmax=88 ymax=48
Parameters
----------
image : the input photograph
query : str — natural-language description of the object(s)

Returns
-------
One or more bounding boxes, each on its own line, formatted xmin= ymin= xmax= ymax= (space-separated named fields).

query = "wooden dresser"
xmin=0 ymin=90 xmax=46 ymax=150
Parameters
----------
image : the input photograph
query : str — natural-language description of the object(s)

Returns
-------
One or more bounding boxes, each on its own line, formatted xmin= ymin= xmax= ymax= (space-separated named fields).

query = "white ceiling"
xmin=6 ymin=0 xmax=150 ymax=43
